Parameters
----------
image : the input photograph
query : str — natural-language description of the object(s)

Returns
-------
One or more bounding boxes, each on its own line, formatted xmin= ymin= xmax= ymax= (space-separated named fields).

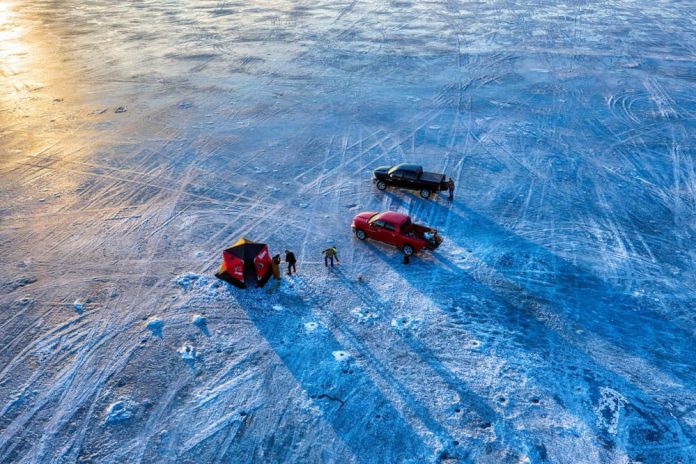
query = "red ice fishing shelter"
xmin=215 ymin=238 xmax=273 ymax=289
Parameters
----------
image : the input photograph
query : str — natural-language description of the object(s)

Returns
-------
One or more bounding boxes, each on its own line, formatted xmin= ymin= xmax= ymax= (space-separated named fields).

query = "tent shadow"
xmin=231 ymin=286 xmax=436 ymax=463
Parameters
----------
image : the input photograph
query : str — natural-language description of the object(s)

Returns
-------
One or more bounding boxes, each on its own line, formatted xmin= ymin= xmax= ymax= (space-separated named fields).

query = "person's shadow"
xmin=230 ymin=286 xmax=438 ymax=463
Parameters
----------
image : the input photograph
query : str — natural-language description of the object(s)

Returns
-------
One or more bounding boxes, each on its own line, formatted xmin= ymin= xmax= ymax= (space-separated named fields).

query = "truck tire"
xmin=355 ymin=229 xmax=367 ymax=240
xmin=403 ymin=244 xmax=414 ymax=256
xmin=419 ymin=189 xmax=431 ymax=199
xmin=376 ymin=180 xmax=387 ymax=191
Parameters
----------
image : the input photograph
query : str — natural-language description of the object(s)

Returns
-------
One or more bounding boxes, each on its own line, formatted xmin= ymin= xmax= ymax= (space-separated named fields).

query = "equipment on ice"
xmin=215 ymin=237 xmax=273 ymax=288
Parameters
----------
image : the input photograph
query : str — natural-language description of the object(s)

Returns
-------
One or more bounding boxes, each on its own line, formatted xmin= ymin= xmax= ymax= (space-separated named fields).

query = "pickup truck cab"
xmin=373 ymin=164 xmax=450 ymax=198
xmin=351 ymin=211 xmax=443 ymax=255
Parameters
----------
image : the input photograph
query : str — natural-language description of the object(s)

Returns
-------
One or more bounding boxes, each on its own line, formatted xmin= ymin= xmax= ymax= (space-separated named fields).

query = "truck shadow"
xmin=358 ymin=233 xmax=692 ymax=460
xmin=329 ymin=265 xmax=537 ymax=462
xmin=393 ymin=191 xmax=696 ymax=393
xmin=231 ymin=286 xmax=435 ymax=464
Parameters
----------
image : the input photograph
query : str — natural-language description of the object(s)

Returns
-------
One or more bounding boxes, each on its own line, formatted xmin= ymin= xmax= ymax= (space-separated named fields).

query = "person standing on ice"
xmin=447 ymin=178 xmax=455 ymax=201
xmin=285 ymin=249 xmax=297 ymax=275
xmin=322 ymin=246 xmax=339 ymax=267
xmin=271 ymin=254 xmax=281 ymax=280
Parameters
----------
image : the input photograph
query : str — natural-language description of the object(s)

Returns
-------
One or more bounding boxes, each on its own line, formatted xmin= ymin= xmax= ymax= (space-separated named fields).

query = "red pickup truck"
xmin=351 ymin=211 xmax=442 ymax=255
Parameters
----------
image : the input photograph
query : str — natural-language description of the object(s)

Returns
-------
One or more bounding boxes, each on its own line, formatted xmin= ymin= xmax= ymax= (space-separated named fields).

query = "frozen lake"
xmin=1 ymin=1 xmax=695 ymax=462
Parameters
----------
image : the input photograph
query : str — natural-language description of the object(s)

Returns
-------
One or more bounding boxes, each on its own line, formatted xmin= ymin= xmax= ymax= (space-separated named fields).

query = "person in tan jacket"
xmin=322 ymin=246 xmax=339 ymax=267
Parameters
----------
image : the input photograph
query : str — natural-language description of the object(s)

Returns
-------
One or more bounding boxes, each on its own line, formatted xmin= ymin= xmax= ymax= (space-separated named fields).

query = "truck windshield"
xmin=401 ymin=217 xmax=412 ymax=229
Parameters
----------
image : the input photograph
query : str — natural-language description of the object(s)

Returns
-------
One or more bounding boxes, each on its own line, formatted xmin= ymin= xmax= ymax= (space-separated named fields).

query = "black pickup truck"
xmin=372 ymin=164 xmax=451 ymax=198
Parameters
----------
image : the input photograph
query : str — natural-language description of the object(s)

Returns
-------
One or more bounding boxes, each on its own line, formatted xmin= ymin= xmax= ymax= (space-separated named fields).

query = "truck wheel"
xmin=376 ymin=180 xmax=387 ymax=191
xmin=355 ymin=229 xmax=367 ymax=240
xmin=419 ymin=189 xmax=431 ymax=199
xmin=403 ymin=245 xmax=414 ymax=256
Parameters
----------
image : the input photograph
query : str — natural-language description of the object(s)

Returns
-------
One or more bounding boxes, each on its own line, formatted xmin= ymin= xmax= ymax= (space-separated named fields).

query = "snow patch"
xmin=351 ymin=306 xmax=379 ymax=323
xmin=175 ymin=272 xmax=202 ymax=290
xmin=332 ymin=351 xmax=350 ymax=362
xmin=391 ymin=316 xmax=421 ymax=331
xmin=272 ymin=304 xmax=284 ymax=312
xmin=682 ymin=408 xmax=696 ymax=427
xmin=595 ymin=387 xmax=627 ymax=435
xmin=178 ymin=343 xmax=197 ymax=361
xmin=174 ymin=273 xmax=218 ymax=298
xmin=8 ymin=276 xmax=36 ymax=289
xmin=304 ymin=321 xmax=319 ymax=333
xmin=104 ymin=400 xmax=135 ymax=425
xmin=17 ymin=296 xmax=33 ymax=306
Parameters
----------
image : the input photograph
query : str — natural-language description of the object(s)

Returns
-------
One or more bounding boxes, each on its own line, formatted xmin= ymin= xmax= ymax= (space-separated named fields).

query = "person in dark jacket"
xmin=285 ymin=249 xmax=297 ymax=275
xmin=402 ymin=253 xmax=410 ymax=265
xmin=322 ymin=246 xmax=339 ymax=267
xmin=271 ymin=254 xmax=281 ymax=280
xmin=447 ymin=178 xmax=455 ymax=201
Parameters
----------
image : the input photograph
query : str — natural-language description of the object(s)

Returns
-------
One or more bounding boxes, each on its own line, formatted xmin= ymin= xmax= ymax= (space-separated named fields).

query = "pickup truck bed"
xmin=419 ymin=172 xmax=446 ymax=184
xmin=402 ymin=224 xmax=443 ymax=250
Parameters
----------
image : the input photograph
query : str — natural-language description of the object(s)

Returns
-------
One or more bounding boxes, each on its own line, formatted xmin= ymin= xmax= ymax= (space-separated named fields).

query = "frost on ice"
xmin=595 ymin=387 xmax=627 ymax=435
xmin=104 ymin=400 xmax=135 ymax=425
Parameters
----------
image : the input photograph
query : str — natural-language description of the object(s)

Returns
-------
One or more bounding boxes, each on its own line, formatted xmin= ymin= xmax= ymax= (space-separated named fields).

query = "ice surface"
xmin=1 ymin=0 xmax=695 ymax=463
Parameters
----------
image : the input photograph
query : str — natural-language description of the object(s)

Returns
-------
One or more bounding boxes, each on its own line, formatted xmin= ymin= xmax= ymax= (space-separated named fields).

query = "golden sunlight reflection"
xmin=0 ymin=2 xmax=31 ymax=91
xmin=0 ymin=0 xmax=91 ymax=185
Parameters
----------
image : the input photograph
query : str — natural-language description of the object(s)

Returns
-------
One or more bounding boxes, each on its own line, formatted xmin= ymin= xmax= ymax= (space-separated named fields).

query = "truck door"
xmin=368 ymin=219 xmax=386 ymax=241
xmin=402 ymin=169 xmax=418 ymax=189
xmin=389 ymin=170 xmax=406 ymax=188
xmin=381 ymin=221 xmax=398 ymax=245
